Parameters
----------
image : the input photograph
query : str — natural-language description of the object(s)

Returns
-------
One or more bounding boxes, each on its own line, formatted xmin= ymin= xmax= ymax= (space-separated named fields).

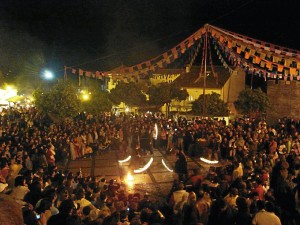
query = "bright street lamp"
xmin=43 ymin=70 xmax=54 ymax=80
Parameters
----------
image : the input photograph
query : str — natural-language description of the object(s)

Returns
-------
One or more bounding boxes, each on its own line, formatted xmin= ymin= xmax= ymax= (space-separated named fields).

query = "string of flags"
xmin=65 ymin=24 xmax=300 ymax=82
xmin=208 ymin=25 xmax=300 ymax=81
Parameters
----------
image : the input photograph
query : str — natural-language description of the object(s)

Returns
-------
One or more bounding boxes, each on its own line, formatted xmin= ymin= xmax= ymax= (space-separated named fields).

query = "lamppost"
xmin=202 ymin=25 xmax=208 ymax=117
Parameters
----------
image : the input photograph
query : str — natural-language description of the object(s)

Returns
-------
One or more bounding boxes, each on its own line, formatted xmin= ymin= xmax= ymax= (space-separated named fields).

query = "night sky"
xmin=0 ymin=0 xmax=299 ymax=75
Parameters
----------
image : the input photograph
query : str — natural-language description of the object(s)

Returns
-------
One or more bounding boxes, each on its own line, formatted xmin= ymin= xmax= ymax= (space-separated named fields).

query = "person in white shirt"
xmin=169 ymin=182 xmax=189 ymax=214
xmin=252 ymin=201 xmax=281 ymax=225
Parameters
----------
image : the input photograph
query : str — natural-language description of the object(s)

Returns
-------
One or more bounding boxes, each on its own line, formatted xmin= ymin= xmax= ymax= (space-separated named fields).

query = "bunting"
xmin=64 ymin=24 xmax=300 ymax=83
xmin=208 ymin=24 xmax=300 ymax=81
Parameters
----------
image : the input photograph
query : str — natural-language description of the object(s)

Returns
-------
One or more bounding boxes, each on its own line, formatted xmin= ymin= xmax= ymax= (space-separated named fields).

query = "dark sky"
xmin=0 ymin=0 xmax=299 ymax=74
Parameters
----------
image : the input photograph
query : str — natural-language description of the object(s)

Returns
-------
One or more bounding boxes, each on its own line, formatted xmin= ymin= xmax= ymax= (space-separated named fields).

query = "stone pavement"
xmin=65 ymin=148 xmax=206 ymax=202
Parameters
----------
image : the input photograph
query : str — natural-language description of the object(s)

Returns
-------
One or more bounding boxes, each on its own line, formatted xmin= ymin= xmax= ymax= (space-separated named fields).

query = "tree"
xmin=234 ymin=88 xmax=270 ymax=117
xmin=148 ymin=82 xmax=189 ymax=116
xmin=109 ymin=81 xmax=146 ymax=107
xmin=81 ymin=88 xmax=113 ymax=114
xmin=33 ymin=80 xmax=81 ymax=119
xmin=192 ymin=92 xmax=229 ymax=116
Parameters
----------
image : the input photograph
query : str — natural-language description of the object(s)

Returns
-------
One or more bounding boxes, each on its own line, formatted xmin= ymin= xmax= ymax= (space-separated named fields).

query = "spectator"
xmin=252 ymin=201 xmax=281 ymax=225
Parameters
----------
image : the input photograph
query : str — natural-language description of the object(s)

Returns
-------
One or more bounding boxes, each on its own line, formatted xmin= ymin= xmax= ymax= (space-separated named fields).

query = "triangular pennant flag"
xmin=85 ymin=71 xmax=91 ymax=77
xmin=171 ymin=48 xmax=178 ymax=59
xmin=250 ymin=49 xmax=256 ymax=55
xmin=277 ymin=65 xmax=284 ymax=72
xmin=260 ymin=53 xmax=266 ymax=60
xmin=188 ymin=36 xmax=194 ymax=47
xmin=72 ymin=68 xmax=76 ymax=74
xmin=146 ymin=61 xmax=151 ymax=67
xmin=163 ymin=52 xmax=168 ymax=59
xmin=227 ymin=40 xmax=232 ymax=48
xmin=275 ymin=49 xmax=281 ymax=54
xmin=180 ymin=42 xmax=186 ymax=54
xmin=284 ymin=59 xmax=292 ymax=67
xmin=255 ymin=56 xmax=261 ymax=64
xmin=95 ymin=71 xmax=100 ymax=78
xmin=219 ymin=36 xmax=224 ymax=43
xmin=260 ymin=61 xmax=266 ymax=68
xmin=245 ymin=52 xmax=250 ymax=59
xmin=273 ymin=56 xmax=279 ymax=63
xmin=79 ymin=69 xmax=84 ymax=76
xmin=290 ymin=67 xmax=297 ymax=76
xmin=157 ymin=61 xmax=163 ymax=68
xmin=284 ymin=69 xmax=289 ymax=75
xmin=266 ymin=61 xmax=272 ymax=70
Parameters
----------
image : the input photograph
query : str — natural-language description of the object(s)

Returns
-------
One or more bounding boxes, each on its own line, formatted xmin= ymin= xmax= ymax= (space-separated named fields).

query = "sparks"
xmin=162 ymin=159 xmax=173 ymax=172
xmin=118 ymin=155 xmax=131 ymax=163
xmin=134 ymin=157 xmax=153 ymax=173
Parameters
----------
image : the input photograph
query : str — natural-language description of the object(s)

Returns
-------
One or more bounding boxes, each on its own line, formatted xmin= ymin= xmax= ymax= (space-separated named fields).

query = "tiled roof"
xmin=156 ymin=66 xmax=231 ymax=89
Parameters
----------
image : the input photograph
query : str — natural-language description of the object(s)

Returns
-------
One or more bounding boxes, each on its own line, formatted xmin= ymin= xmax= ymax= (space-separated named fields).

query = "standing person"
xmin=46 ymin=145 xmax=55 ymax=167
xmin=181 ymin=191 xmax=200 ymax=225
xmin=160 ymin=128 xmax=168 ymax=152
xmin=131 ymin=127 xmax=140 ymax=152
xmin=252 ymin=201 xmax=281 ymax=225
xmin=177 ymin=128 xmax=184 ymax=151
xmin=69 ymin=138 xmax=76 ymax=161
xmin=273 ymin=161 xmax=296 ymax=225
xmin=183 ymin=127 xmax=194 ymax=155
xmin=234 ymin=197 xmax=251 ymax=225
xmin=175 ymin=151 xmax=188 ymax=182
xmin=169 ymin=182 xmax=189 ymax=215
xmin=167 ymin=127 xmax=174 ymax=154
xmin=47 ymin=199 xmax=78 ymax=225
xmin=195 ymin=189 xmax=210 ymax=225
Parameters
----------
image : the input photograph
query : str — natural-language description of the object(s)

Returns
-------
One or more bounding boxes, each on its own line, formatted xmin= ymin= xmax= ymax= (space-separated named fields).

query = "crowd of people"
xmin=0 ymin=106 xmax=300 ymax=225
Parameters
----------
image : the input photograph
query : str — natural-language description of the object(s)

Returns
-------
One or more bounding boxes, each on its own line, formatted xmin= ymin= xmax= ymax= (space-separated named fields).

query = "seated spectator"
xmin=47 ymin=199 xmax=77 ymax=225
xmin=0 ymin=193 xmax=24 ymax=225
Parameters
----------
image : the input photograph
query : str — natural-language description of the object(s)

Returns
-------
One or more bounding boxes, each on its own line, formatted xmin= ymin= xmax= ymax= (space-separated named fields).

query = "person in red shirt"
xmin=46 ymin=145 xmax=56 ymax=167
xmin=253 ymin=177 xmax=265 ymax=200
xmin=269 ymin=137 xmax=277 ymax=155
